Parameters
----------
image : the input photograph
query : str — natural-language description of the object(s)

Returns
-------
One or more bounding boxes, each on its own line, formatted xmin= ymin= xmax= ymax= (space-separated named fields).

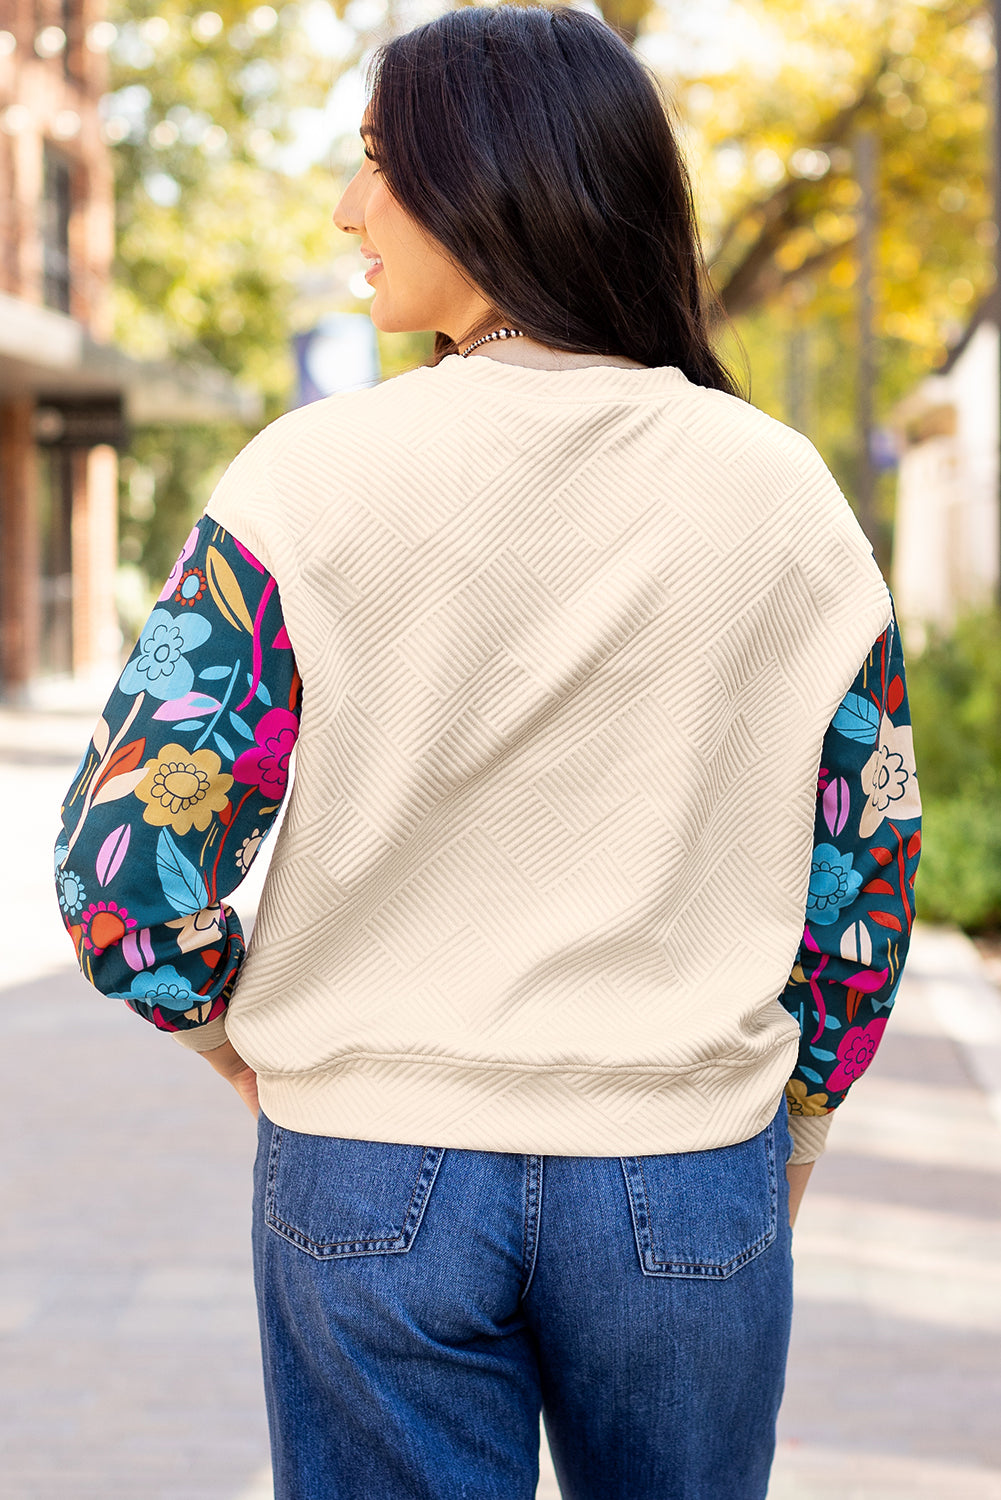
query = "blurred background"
xmin=1 ymin=2 xmax=1001 ymax=1497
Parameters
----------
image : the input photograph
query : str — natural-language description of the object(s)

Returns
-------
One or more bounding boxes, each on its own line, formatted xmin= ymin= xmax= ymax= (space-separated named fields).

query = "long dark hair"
xmin=363 ymin=3 xmax=747 ymax=397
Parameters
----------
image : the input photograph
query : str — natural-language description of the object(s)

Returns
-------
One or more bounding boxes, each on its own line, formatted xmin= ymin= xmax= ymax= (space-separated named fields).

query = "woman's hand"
xmin=200 ymin=1038 xmax=260 ymax=1119
xmin=786 ymin=1161 xmax=814 ymax=1228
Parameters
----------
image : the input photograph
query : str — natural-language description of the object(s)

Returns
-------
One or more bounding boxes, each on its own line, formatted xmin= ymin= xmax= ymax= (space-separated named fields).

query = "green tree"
xmin=102 ymin=1 xmax=372 ymax=596
xmin=108 ymin=0 xmax=995 ymax=608
xmin=104 ymin=0 xmax=350 ymax=408
xmin=905 ymin=609 xmax=1001 ymax=931
xmin=662 ymin=0 xmax=993 ymax=539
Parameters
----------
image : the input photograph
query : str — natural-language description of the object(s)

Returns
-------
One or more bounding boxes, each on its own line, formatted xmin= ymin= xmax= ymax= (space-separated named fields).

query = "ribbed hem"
xmin=787 ymin=1111 xmax=835 ymax=1164
xmin=253 ymin=1038 xmax=799 ymax=1157
xmin=427 ymin=351 xmax=692 ymax=404
xmin=171 ymin=1015 xmax=229 ymax=1052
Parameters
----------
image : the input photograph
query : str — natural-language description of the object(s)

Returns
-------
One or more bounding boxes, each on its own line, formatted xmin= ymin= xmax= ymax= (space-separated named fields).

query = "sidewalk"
xmin=1 ymin=697 xmax=274 ymax=1500
xmin=2 ymin=701 xmax=1000 ymax=1499
xmin=769 ymin=920 xmax=1001 ymax=1500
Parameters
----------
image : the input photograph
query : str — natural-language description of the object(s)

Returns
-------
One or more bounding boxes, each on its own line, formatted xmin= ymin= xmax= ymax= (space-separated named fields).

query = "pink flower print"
xmin=232 ymin=537 xmax=265 ymax=573
xmin=233 ymin=708 xmax=299 ymax=800
xmin=158 ymin=525 xmax=200 ymax=603
xmin=826 ymin=1017 xmax=888 ymax=1093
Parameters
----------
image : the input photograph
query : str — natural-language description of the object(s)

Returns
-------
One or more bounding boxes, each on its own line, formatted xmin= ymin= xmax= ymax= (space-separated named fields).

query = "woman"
xmin=55 ymin=6 xmax=922 ymax=1497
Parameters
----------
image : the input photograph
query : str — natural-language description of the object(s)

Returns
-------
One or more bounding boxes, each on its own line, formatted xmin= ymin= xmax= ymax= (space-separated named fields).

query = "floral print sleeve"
xmin=54 ymin=517 xmax=301 ymax=1048
xmin=780 ymin=602 xmax=921 ymax=1161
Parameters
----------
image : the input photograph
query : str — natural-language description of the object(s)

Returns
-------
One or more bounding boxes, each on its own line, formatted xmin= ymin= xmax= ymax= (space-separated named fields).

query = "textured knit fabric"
xmin=176 ymin=353 xmax=898 ymax=1156
xmin=53 ymin=529 xmax=918 ymax=1168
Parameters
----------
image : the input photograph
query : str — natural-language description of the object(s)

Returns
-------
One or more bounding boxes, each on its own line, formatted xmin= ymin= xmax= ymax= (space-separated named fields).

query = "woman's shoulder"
xmin=259 ymin=361 xmax=438 ymax=455
xmin=201 ymin=365 xmax=438 ymax=566
xmin=687 ymin=380 xmax=828 ymax=467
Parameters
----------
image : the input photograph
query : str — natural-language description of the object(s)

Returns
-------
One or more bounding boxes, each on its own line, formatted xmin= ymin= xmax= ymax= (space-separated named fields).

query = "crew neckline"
xmin=428 ymin=352 xmax=692 ymax=402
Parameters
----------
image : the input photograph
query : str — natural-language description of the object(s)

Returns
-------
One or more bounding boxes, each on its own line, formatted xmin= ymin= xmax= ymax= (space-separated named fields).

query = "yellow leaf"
xmin=206 ymin=545 xmax=254 ymax=634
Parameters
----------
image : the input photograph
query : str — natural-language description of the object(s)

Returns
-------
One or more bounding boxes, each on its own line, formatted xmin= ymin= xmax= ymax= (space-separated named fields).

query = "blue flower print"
xmin=117 ymin=964 xmax=196 ymax=1011
xmin=57 ymin=866 xmax=86 ymax=919
xmin=806 ymin=842 xmax=863 ymax=926
xmin=54 ymin=518 xmax=298 ymax=1043
xmin=119 ymin=610 xmax=211 ymax=702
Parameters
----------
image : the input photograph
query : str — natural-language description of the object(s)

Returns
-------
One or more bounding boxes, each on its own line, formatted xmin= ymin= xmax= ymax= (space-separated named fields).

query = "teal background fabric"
xmin=54 ymin=518 xmax=300 ymax=1036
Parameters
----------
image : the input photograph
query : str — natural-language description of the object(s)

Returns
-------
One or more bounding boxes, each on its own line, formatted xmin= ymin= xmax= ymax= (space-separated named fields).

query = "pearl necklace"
xmin=458 ymin=327 xmax=526 ymax=357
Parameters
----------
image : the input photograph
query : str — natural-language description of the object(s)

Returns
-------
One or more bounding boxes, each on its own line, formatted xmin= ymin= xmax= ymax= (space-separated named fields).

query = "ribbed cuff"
xmin=787 ymin=1111 xmax=835 ymax=1164
xmin=170 ymin=1014 xmax=229 ymax=1052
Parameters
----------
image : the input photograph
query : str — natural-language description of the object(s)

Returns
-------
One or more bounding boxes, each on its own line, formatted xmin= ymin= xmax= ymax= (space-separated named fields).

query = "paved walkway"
xmin=2 ymin=701 xmax=1000 ymax=1499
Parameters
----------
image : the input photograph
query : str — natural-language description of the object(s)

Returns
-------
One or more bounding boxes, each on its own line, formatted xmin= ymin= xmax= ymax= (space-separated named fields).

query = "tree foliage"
xmin=103 ymin=1 xmax=370 ymax=584
xmin=905 ymin=608 xmax=1001 ymax=932
xmin=647 ymin=0 xmax=994 ymax=549
xmin=106 ymin=0 xmax=994 ymax=612
xmin=104 ymin=0 xmax=359 ymax=412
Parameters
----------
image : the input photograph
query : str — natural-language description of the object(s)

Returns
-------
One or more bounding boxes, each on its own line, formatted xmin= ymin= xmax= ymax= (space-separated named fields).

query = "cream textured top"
xmin=192 ymin=353 xmax=892 ymax=1157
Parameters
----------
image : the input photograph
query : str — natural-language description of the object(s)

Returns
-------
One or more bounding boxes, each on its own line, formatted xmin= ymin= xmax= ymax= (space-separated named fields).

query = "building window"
xmin=41 ymin=145 xmax=72 ymax=314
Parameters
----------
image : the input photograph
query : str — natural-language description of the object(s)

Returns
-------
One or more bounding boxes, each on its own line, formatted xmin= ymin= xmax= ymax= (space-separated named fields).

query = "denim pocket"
xmin=264 ymin=1124 xmax=446 ymax=1260
xmin=620 ymin=1112 xmax=778 ymax=1279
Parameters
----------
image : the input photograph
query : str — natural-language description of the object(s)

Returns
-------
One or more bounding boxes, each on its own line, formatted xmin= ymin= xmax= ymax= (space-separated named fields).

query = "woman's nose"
xmin=333 ymin=203 xmax=360 ymax=236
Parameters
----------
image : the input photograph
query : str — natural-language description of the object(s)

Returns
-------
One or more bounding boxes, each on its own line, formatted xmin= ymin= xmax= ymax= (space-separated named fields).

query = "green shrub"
xmin=915 ymin=796 xmax=1001 ymax=931
xmin=905 ymin=606 xmax=1001 ymax=934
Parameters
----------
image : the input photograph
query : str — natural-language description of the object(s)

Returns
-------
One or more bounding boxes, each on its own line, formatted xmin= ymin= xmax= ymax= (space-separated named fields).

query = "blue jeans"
xmin=251 ymin=1097 xmax=794 ymax=1499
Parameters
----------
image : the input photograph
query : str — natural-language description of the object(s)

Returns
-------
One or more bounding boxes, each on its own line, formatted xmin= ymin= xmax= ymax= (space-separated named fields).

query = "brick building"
xmin=0 ymin=0 xmax=259 ymax=702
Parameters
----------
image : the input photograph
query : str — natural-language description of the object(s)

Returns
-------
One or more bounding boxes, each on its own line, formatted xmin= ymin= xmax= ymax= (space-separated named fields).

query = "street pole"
xmin=994 ymin=0 xmax=1001 ymax=604
xmin=853 ymin=125 xmax=881 ymax=569
xmin=786 ymin=282 xmax=811 ymax=438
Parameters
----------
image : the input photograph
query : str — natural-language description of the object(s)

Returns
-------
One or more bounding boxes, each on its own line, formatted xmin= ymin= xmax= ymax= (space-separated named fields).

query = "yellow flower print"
xmin=785 ymin=1079 xmax=830 ymax=1117
xmin=135 ymin=744 xmax=233 ymax=836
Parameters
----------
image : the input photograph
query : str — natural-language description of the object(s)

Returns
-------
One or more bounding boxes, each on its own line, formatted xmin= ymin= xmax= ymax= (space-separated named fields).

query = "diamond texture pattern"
xmin=204 ymin=356 xmax=892 ymax=1155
